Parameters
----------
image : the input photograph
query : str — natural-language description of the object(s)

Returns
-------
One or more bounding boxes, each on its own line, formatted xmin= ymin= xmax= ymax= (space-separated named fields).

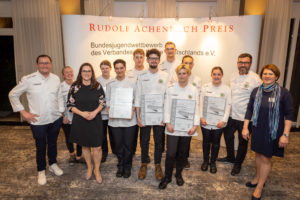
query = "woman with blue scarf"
xmin=242 ymin=64 xmax=293 ymax=200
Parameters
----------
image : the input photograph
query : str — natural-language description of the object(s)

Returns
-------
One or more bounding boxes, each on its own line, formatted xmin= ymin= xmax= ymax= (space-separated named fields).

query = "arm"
xmin=87 ymin=85 xmax=106 ymax=120
xmin=189 ymin=88 xmax=200 ymax=135
xmin=217 ymin=87 xmax=232 ymax=128
xmin=136 ymin=107 xmax=144 ymax=127
xmin=164 ymin=89 xmax=174 ymax=132
xmin=242 ymin=89 xmax=257 ymax=140
xmin=199 ymin=86 xmax=207 ymax=126
xmin=242 ymin=119 xmax=250 ymax=140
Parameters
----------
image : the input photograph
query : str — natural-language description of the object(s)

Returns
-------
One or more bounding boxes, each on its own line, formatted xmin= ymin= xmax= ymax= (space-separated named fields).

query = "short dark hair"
xmin=211 ymin=66 xmax=223 ymax=75
xmin=182 ymin=55 xmax=193 ymax=63
xmin=238 ymin=53 xmax=252 ymax=63
xmin=100 ymin=60 xmax=112 ymax=68
xmin=113 ymin=59 xmax=126 ymax=68
xmin=36 ymin=54 xmax=52 ymax=64
xmin=75 ymin=63 xmax=99 ymax=89
xmin=260 ymin=64 xmax=280 ymax=79
xmin=146 ymin=49 xmax=161 ymax=59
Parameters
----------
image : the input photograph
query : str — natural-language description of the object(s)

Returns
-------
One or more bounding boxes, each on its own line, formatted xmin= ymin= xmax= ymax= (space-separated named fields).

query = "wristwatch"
xmin=283 ymin=133 xmax=289 ymax=138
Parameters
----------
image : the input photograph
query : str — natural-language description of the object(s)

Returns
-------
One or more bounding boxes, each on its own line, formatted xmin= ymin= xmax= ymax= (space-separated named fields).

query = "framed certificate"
xmin=170 ymin=99 xmax=196 ymax=132
xmin=141 ymin=94 xmax=163 ymax=125
xmin=203 ymin=96 xmax=226 ymax=125
xmin=109 ymin=87 xmax=133 ymax=119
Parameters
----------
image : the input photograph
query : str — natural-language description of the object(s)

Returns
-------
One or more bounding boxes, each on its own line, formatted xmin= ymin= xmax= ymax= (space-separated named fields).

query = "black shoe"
xmin=184 ymin=160 xmax=190 ymax=169
xmin=246 ymin=181 xmax=257 ymax=188
xmin=116 ymin=168 xmax=123 ymax=178
xmin=158 ymin=178 xmax=171 ymax=189
xmin=123 ymin=171 xmax=131 ymax=178
xmin=176 ymin=176 xmax=184 ymax=186
xmin=75 ymin=157 xmax=86 ymax=164
xmin=251 ymin=195 xmax=261 ymax=200
xmin=101 ymin=156 xmax=107 ymax=163
xmin=217 ymin=157 xmax=235 ymax=163
xmin=210 ymin=162 xmax=217 ymax=174
xmin=231 ymin=164 xmax=241 ymax=176
xmin=201 ymin=161 xmax=209 ymax=171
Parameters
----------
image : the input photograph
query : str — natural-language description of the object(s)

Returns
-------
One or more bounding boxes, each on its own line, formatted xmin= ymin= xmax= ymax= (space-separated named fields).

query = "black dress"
xmin=245 ymin=86 xmax=293 ymax=157
xmin=67 ymin=83 xmax=106 ymax=147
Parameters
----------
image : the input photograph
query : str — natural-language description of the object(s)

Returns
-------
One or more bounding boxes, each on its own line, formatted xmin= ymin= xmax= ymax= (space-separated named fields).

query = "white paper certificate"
xmin=141 ymin=94 xmax=163 ymax=125
xmin=203 ymin=96 xmax=226 ymax=125
xmin=109 ymin=87 xmax=133 ymax=119
xmin=170 ymin=99 xmax=196 ymax=132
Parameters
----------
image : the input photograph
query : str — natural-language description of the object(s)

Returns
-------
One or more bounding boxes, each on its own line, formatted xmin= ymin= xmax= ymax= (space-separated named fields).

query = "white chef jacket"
xmin=126 ymin=67 xmax=147 ymax=83
xmin=230 ymin=70 xmax=261 ymax=121
xmin=164 ymin=82 xmax=200 ymax=136
xmin=59 ymin=81 xmax=73 ymax=123
xmin=106 ymin=76 xmax=137 ymax=127
xmin=200 ymin=82 xmax=231 ymax=130
xmin=135 ymin=69 xmax=170 ymax=108
xmin=160 ymin=59 xmax=179 ymax=74
xmin=9 ymin=71 xmax=64 ymax=125
xmin=97 ymin=75 xmax=114 ymax=120
xmin=170 ymin=73 xmax=202 ymax=94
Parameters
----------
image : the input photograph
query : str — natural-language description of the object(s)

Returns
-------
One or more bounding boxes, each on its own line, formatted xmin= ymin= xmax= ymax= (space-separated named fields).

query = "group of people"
xmin=8 ymin=41 xmax=293 ymax=200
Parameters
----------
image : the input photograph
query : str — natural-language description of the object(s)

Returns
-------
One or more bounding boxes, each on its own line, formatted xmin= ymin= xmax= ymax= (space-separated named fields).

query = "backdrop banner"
xmin=61 ymin=15 xmax=262 ymax=84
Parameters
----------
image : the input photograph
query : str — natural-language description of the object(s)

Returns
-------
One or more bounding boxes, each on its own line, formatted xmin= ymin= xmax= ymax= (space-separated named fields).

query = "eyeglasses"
xmin=38 ymin=62 xmax=50 ymax=65
xmin=148 ymin=57 xmax=159 ymax=61
xmin=82 ymin=70 xmax=92 ymax=73
xmin=238 ymin=62 xmax=251 ymax=65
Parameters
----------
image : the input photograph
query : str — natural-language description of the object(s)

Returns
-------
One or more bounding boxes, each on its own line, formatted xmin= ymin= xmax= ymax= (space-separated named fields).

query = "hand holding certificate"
xmin=203 ymin=96 xmax=226 ymax=126
xmin=109 ymin=87 xmax=133 ymax=119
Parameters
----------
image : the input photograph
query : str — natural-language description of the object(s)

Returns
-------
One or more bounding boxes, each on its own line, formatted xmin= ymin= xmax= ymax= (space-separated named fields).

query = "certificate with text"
xmin=141 ymin=94 xmax=163 ymax=125
xmin=109 ymin=87 xmax=133 ymax=119
xmin=203 ymin=96 xmax=226 ymax=125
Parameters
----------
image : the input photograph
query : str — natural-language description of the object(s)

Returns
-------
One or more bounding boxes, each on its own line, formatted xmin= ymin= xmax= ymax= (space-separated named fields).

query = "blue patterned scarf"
xmin=252 ymin=82 xmax=281 ymax=140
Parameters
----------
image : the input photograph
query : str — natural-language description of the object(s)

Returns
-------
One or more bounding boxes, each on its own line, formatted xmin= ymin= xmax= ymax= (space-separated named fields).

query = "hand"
xmin=166 ymin=123 xmax=174 ymax=133
xmin=81 ymin=111 xmax=90 ymax=120
xmin=216 ymin=121 xmax=225 ymax=129
xmin=160 ymin=120 xmax=165 ymax=126
xmin=242 ymin=128 xmax=250 ymax=140
xmin=278 ymin=135 xmax=289 ymax=148
xmin=20 ymin=110 xmax=39 ymax=123
xmin=188 ymin=126 xmax=197 ymax=136
xmin=200 ymin=118 xmax=207 ymax=126
xmin=137 ymin=118 xmax=145 ymax=127
xmin=63 ymin=117 xmax=70 ymax=124
xmin=87 ymin=111 xmax=97 ymax=120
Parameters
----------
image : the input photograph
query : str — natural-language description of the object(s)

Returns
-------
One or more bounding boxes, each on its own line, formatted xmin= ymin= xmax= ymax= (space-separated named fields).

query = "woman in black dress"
xmin=242 ymin=64 xmax=293 ymax=200
xmin=67 ymin=63 xmax=106 ymax=184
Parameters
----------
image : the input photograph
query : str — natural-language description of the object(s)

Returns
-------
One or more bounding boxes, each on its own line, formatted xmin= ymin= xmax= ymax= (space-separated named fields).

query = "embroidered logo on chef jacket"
xmin=142 ymin=79 xmax=150 ymax=82
xmin=188 ymin=95 xmax=193 ymax=99
xmin=171 ymin=94 xmax=178 ymax=97
xmin=220 ymin=93 xmax=225 ymax=97
xmin=158 ymin=79 xmax=163 ymax=84
xmin=33 ymin=83 xmax=42 ymax=86
xmin=192 ymin=82 xmax=196 ymax=86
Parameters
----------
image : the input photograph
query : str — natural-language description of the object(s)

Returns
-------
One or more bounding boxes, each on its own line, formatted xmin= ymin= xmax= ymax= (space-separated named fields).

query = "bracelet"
xmin=283 ymin=133 xmax=289 ymax=138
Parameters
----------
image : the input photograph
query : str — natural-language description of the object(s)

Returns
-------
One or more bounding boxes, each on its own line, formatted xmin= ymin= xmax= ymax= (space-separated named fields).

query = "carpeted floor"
xmin=0 ymin=125 xmax=299 ymax=200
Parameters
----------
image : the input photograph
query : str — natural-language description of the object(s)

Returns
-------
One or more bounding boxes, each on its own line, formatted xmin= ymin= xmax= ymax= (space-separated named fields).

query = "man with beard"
xmin=135 ymin=48 xmax=170 ymax=181
xmin=217 ymin=53 xmax=261 ymax=176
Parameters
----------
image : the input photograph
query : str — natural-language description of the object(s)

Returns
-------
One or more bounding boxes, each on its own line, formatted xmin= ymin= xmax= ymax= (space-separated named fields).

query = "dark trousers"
xmin=140 ymin=125 xmax=165 ymax=164
xmin=164 ymin=135 xmax=191 ymax=179
xmin=30 ymin=117 xmax=62 ymax=171
xmin=223 ymin=117 xmax=251 ymax=164
xmin=102 ymin=120 xmax=114 ymax=156
xmin=111 ymin=125 xmax=137 ymax=172
xmin=61 ymin=123 xmax=82 ymax=156
xmin=133 ymin=126 xmax=139 ymax=154
xmin=201 ymin=127 xmax=223 ymax=163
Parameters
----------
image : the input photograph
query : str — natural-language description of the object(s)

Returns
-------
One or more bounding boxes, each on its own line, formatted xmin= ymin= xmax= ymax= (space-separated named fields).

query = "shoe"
xmin=69 ymin=155 xmax=76 ymax=163
xmin=155 ymin=164 xmax=164 ymax=180
xmin=246 ymin=181 xmax=257 ymax=188
xmin=217 ymin=157 xmax=235 ymax=163
xmin=176 ymin=176 xmax=184 ymax=186
xmin=251 ymin=195 xmax=261 ymax=200
xmin=75 ymin=157 xmax=86 ymax=164
xmin=210 ymin=162 xmax=217 ymax=174
xmin=38 ymin=170 xmax=47 ymax=185
xmin=94 ymin=170 xmax=102 ymax=184
xmin=101 ymin=156 xmax=107 ymax=163
xmin=49 ymin=163 xmax=63 ymax=176
xmin=116 ymin=168 xmax=123 ymax=178
xmin=158 ymin=177 xmax=171 ymax=189
xmin=123 ymin=171 xmax=131 ymax=178
xmin=201 ymin=161 xmax=209 ymax=171
xmin=138 ymin=163 xmax=147 ymax=180
xmin=231 ymin=163 xmax=241 ymax=176
xmin=184 ymin=160 xmax=190 ymax=169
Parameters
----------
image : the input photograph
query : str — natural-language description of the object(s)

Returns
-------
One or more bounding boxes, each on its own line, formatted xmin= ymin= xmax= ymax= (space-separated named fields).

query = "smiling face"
xmin=81 ymin=65 xmax=92 ymax=82
xmin=262 ymin=69 xmax=278 ymax=86
xmin=100 ymin=64 xmax=111 ymax=77
xmin=211 ymin=68 xmax=223 ymax=85
xmin=182 ymin=57 xmax=194 ymax=70
xmin=63 ymin=67 xmax=74 ymax=81
xmin=237 ymin=57 xmax=251 ymax=75
xmin=177 ymin=68 xmax=190 ymax=84
xmin=133 ymin=53 xmax=145 ymax=68
xmin=37 ymin=57 xmax=52 ymax=76
xmin=147 ymin=53 xmax=160 ymax=69
xmin=164 ymin=43 xmax=176 ymax=59
xmin=114 ymin=63 xmax=126 ymax=79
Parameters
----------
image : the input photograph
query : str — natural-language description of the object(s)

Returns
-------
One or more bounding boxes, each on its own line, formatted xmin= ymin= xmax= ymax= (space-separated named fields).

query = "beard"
xmin=238 ymin=67 xmax=249 ymax=75
xmin=149 ymin=64 xmax=158 ymax=69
